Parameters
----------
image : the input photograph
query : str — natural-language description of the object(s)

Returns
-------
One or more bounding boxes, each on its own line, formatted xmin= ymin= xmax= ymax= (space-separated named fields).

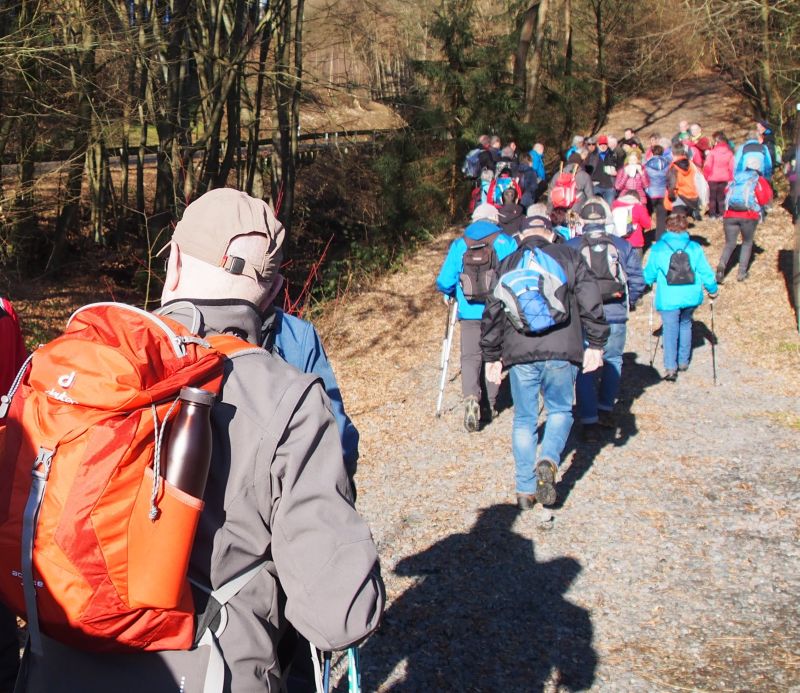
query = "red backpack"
xmin=0 ymin=303 xmax=254 ymax=655
xmin=550 ymin=165 xmax=578 ymax=208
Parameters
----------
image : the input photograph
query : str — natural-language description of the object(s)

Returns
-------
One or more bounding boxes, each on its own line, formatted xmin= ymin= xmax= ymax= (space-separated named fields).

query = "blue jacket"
xmin=263 ymin=308 xmax=359 ymax=473
xmin=643 ymin=232 xmax=718 ymax=311
xmin=733 ymin=139 xmax=773 ymax=179
xmin=567 ymin=231 xmax=645 ymax=323
xmin=517 ymin=162 xmax=539 ymax=208
xmin=529 ymin=150 xmax=546 ymax=182
xmin=644 ymin=155 xmax=670 ymax=199
xmin=436 ymin=221 xmax=518 ymax=320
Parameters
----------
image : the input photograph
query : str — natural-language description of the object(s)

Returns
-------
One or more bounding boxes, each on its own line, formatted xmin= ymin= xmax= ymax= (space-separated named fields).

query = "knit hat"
xmin=579 ymin=197 xmax=612 ymax=223
xmin=472 ymin=202 xmax=500 ymax=223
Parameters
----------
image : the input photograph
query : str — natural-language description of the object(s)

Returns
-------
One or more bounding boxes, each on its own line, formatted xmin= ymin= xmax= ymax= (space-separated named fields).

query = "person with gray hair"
xmin=22 ymin=188 xmax=385 ymax=692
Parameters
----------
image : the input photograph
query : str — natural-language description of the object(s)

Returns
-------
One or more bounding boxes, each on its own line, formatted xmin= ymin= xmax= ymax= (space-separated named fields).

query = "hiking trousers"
xmin=460 ymin=319 xmax=499 ymax=407
xmin=650 ymin=197 xmax=667 ymax=240
xmin=707 ymin=181 xmax=727 ymax=217
xmin=719 ymin=217 xmax=758 ymax=277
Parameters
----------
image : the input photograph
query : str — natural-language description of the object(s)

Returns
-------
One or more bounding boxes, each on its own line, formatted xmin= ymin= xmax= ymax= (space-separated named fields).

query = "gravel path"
xmin=319 ymin=210 xmax=800 ymax=692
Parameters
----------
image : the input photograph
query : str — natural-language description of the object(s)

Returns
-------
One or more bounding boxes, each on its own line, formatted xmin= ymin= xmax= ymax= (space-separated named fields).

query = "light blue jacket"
xmin=263 ymin=308 xmax=359 ymax=473
xmin=643 ymin=232 xmax=718 ymax=311
xmin=529 ymin=149 xmax=546 ymax=181
xmin=733 ymin=139 xmax=773 ymax=179
xmin=435 ymin=220 xmax=517 ymax=320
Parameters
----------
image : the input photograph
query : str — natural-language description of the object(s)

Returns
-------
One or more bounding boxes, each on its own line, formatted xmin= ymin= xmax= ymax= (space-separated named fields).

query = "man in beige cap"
xmin=23 ymin=188 xmax=385 ymax=692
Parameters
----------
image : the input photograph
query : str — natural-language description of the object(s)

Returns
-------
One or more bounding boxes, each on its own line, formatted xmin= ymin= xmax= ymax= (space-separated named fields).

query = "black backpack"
xmin=460 ymin=232 xmax=500 ymax=302
xmin=663 ymin=238 xmax=695 ymax=285
xmin=579 ymin=234 xmax=627 ymax=302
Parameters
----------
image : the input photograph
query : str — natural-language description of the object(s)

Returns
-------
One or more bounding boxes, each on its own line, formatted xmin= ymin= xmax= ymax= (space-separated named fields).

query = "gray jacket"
xmin=24 ymin=300 xmax=384 ymax=693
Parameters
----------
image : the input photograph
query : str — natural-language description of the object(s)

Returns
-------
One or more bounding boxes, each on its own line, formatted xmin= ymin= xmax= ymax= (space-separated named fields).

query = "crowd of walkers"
xmin=440 ymin=117 xmax=782 ymax=510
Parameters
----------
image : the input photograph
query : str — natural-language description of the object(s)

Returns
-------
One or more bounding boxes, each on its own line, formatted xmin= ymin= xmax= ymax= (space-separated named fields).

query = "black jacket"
xmin=480 ymin=235 xmax=609 ymax=367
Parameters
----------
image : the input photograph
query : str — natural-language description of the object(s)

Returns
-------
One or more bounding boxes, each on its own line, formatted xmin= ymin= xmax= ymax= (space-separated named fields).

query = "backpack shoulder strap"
xmin=207 ymin=333 xmax=264 ymax=359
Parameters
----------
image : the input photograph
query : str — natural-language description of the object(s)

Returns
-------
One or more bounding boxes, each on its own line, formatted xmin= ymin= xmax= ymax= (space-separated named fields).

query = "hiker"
xmin=621 ymin=128 xmax=644 ymax=153
xmin=480 ymin=215 xmax=608 ymax=510
xmin=517 ymin=151 xmax=540 ymax=208
xmin=644 ymin=144 xmax=671 ymax=239
xmin=564 ymin=135 xmax=585 ymax=162
xmin=436 ymin=203 xmax=517 ymax=431
xmin=18 ymin=189 xmax=386 ymax=692
xmin=733 ymin=130 xmax=773 ymax=181
xmin=606 ymin=135 xmax=626 ymax=169
xmin=484 ymin=163 xmax=522 ymax=207
xmin=678 ymin=133 xmax=704 ymax=168
xmin=567 ymin=199 xmax=645 ymax=440
xmin=643 ymin=212 xmax=718 ymax=381
xmin=664 ymin=144 xmax=701 ymax=217
xmin=674 ymin=120 xmax=690 ymax=143
xmin=611 ymin=190 xmax=651 ymax=261
xmin=550 ymin=207 xmax=573 ymax=242
xmin=702 ymin=131 xmax=735 ymax=219
xmin=587 ymin=135 xmax=618 ymax=205
xmin=716 ymin=155 xmax=773 ymax=283
xmin=689 ymin=123 xmax=711 ymax=161
xmin=530 ymin=142 xmax=547 ymax=182
xmin=497 ymin=185 xmax=526 ymax=236
xmin=755 ymin=120 xmax=778 ymax=179
xmin=260 ymin=287 xmax=359 ymax=479
xmin=614 ymin=153 xmax=650 ymax=200
xmin=477 ymin=134 xmax=497 ymax=174
xmin=643 ymin=132 xmax=662 ymax=161
xmin=0 ymin=297 xmax=25 ymax=693
xmin=546 ymin=151 xmax=595 ymax=214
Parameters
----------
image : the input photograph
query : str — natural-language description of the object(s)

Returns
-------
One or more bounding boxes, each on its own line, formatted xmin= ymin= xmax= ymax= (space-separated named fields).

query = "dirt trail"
xmin=316 ymin=83 xmax=800 ymax=690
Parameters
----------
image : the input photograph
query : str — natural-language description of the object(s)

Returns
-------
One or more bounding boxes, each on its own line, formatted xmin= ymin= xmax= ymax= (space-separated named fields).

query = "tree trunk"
xmin=523 ymin=0 xmax=550 ymax=124
xmin=514 ymin=2 xmax=540 ymax=94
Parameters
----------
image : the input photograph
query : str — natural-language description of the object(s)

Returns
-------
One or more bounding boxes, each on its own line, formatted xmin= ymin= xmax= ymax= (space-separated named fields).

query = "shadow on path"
xmin=360 ymin=505 xmax=596 ymax=692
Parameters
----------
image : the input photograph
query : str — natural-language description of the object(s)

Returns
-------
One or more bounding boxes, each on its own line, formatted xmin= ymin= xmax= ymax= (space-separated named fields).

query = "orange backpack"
xmin=0 ymin=303 xmax=254 ymax=655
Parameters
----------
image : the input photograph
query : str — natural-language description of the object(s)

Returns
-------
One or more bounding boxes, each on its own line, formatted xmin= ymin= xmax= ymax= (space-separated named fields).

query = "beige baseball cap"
xmin=162 ymin=188 xmax=285 ymax=283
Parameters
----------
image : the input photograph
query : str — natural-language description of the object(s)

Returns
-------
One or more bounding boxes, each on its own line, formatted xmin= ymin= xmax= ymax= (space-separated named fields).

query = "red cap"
xmin=597 ymin=135 xmax=609 ymax=145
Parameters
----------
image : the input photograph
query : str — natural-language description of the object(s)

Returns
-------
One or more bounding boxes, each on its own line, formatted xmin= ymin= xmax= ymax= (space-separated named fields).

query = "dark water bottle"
xmin=164 ymin=386 xmax=215 ymax=498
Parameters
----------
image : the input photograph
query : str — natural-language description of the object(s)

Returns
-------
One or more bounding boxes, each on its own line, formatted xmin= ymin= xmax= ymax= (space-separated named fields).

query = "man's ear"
xmin=259 ymin=273 xmax=284 ymax=312
xmin=164 ymin=242 xmax=181 ymax=292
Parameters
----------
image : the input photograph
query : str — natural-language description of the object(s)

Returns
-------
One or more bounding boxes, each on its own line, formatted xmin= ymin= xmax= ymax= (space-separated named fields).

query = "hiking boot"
xmin=678 ymin=363 xmax=689 ymax=372
xmin=597 ymin=409 xmax=616 ymax=429
xmin=581 ymin=423 xmax=602 ymax=442
xmin=663 ymin=369 xmax=678 ymax=382
xmin=516 ymin=493 xmax=536 ymax=510
xmin=535 ymin=459 xmax=558 ymax=506
xmin=463 ymin=397 xmax=480 ymax=433
xmin=737 ymin=272 xmax=748 ymax=282
xmin=480 ymin=406 xmax=499 ymax=424
xmin=715 ymin=267 xmax=725 ymax=284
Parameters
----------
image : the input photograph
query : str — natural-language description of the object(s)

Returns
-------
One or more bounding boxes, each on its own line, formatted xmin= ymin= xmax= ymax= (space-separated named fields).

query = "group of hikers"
xmin=439 ymin=117 xmax=779 ymax=510
xmin=0 ymin=112 xmax=788 ymax=692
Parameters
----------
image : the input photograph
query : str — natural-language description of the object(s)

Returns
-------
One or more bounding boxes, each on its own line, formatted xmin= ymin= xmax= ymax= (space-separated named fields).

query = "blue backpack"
xmin=725 ymin=170 xmax=760 ymax=212
xmin=645 ymin=155 xmax=669 ymax=198
xmin=493 ymin=247 xmax=570 ymax=334
xmin=462 ymin=148 xmax=483 ymax=179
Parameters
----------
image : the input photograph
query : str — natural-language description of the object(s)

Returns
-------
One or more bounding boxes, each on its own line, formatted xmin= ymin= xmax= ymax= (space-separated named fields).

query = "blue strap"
xmin=22 ymin=447 xmax=54 ymax=657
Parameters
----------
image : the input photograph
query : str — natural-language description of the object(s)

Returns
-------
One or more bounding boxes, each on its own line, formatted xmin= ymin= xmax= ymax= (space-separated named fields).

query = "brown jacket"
xmin=24 ymin=300 xmax=384 ymax=693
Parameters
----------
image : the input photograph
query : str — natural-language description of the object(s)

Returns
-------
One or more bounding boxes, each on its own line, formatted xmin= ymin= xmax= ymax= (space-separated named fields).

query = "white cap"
xmin=471 ymin=203 xmax=500 ymax=223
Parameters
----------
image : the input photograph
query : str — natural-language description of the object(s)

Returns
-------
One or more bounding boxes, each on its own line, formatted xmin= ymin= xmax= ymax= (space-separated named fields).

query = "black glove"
xmin=668 ymin=192 xmax=677 ymax=202
xmin=708 ymin=291 xmax=718 ymax=300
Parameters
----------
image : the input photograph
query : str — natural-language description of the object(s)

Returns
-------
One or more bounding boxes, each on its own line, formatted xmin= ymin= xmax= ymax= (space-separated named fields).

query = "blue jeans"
xmin=509 ymin=360 xmax=578 ymax=494
xmin=595 ymin=187 xmax=616 ymax=206
xmin=660 ymin=307 xmax=695 ymax=370
xmin=576 ymin=322 xmax=627 ymax=423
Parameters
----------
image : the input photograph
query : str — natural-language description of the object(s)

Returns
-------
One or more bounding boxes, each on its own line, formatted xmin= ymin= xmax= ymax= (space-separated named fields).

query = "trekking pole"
xmin=435 ymin=298 xmax=457 ymax=417
xmin=648 ymin=291 xmax=661 ymax=368
xmin=710 ymin=300 xmax=717 ymax=385
xmin=322 ymin=651 xmax=332 ymax=693
xmin=348 ymin=647 xmax=361 ymax=693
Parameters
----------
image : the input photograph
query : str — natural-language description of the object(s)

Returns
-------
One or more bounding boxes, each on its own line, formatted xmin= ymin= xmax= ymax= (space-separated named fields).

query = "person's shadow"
xmin=360 ymin=505 xmax=596 ymax=691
